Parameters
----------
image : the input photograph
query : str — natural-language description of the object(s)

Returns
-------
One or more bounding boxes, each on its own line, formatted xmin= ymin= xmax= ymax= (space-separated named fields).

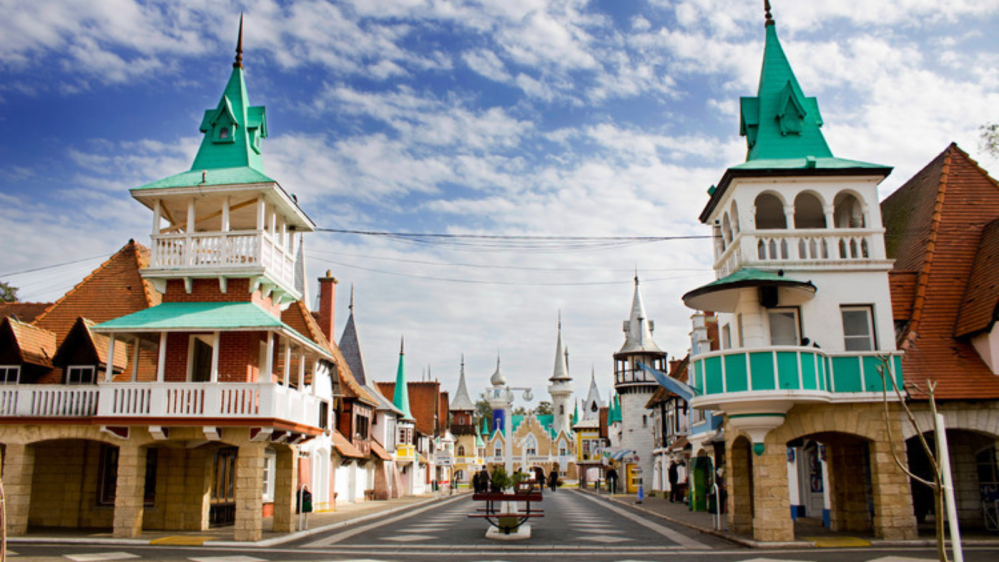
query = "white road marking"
xmin=381 ymin=534 xmax=436 ymax=542
xmin=65 ymin=554 xmax=140 ymax=562
xmin=189 ymin=557 xmax=266 ymax=562
xmin=574 ymin=490 xmax=708 ymax=548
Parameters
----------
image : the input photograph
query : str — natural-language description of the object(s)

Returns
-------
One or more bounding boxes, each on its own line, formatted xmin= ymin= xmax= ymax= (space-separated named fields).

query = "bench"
xmin=468 ymin=491 xmax=544 ymax=534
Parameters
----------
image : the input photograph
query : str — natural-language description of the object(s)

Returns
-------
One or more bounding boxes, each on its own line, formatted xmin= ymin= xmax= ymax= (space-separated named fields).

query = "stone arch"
xmin=793 ymin=191 xmax=827 ymax=229
xmin=728 ymin=434 xmax=755 ymax=535
xmin=833 ymin=191 xmax=867 ymax=228
xmin=730 ymin=200 xmax=741 ymax=234
xmin=900 ymin=406 xmax=999 ymax=441
xmin=721 ymin=212 xmax=733 ymax=247
xmin=754 ymin=192 xmax=787 ymax=229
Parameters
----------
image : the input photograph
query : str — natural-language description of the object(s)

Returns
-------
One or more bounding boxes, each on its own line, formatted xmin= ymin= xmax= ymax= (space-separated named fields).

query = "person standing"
xmin=548 ymin=468 xmax=559 ymax=492
xmin=607 ymin=466 xmax=619 ymax=495
xmin=668 ymin=461 xmax=679 ymax=503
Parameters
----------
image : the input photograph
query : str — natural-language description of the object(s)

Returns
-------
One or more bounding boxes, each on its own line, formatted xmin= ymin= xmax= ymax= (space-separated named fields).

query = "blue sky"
xmin=2 ymin=0 xmax=999 ymax=404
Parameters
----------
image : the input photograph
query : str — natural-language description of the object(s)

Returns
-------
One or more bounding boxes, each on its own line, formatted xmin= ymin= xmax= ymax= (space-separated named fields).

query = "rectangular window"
xmin=318 ymin=400 xmax=329 ymax=430
xmin=67 ymin=366 xmax=96 ymax=385
xmin=768 ymin=308 xmax=800 ymax=346
xmin=494 ymin=447 xmax=502 ymax=457
xmin=0 ymin=366 xmax=20 ymax=384
xmin=97 ymin=444 xmax=119 ymax=506
xmin=721 ymin=324 xmax=732 ymax=349
xmin=842 ymin=306 xmax=876 ymax=351
xmin=262 ymin=449 xmax=276 ymax=501
xmin=355 ymin=414 xmax=369 ymax=440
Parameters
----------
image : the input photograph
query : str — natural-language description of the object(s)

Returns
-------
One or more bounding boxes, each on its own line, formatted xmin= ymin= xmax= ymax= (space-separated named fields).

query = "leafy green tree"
xmin=475 ymin=395 xmax=492 ymax=423
xmin=533 ymin=400 xmax=553 ymax=416
xmin=0 ymin=281 xmax=18 ymax=303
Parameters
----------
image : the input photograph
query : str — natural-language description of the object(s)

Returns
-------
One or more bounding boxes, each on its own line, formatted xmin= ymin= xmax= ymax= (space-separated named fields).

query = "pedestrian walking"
xmin=607 ymin=466 xmax=619 ymax=495
xmin=548 ymin=469 xmax=559 ymax=492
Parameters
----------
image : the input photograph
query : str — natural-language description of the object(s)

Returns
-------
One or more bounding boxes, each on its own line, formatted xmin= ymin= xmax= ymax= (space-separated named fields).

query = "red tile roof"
xmin=0 ymin=302 xmax=52 ymax=323
xmin=33 ymin=240 xmax=160 ymax=345
xmin=955 ymin=219 xmax=999 ymax=338
xmin=369 ymin=439 xmax=393 ymax=461
xmin=1 ymin=316 xmax=56 ymax=367
xmin=330 ymin=429 xmax=365 ymax=458
xmin=889 ymin=271 xmax=918 ymax=324
xmin=376 ymin=381 xmax=444 ymax=436
xmin=882 ymin=143 xmax=999 ymax=399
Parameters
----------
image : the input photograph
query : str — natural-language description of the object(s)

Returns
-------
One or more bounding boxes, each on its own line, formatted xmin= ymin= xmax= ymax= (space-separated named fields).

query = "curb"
xmin=9 ymin=493 xmax=464 ymax=548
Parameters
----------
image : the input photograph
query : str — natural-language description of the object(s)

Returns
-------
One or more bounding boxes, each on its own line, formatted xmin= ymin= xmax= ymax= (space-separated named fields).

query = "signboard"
xmin=434 ymin=454 xmax=453 ymax=466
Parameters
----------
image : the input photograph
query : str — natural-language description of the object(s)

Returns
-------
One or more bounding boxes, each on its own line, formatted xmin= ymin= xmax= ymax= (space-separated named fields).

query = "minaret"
xmin=613 ymin=275 xmax=666 ymax=489
xmin=548 ymin=313 xmax=574 ymax=436
xmin=582 ymin=366 xmax=605 ymax=420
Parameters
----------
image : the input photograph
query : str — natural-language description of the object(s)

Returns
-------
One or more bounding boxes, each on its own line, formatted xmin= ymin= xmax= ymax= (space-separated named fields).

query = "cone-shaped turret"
xmin=583 ymin=366 xmax=604 ymax=420
xmin=550 ymin=314 xmax=571 ymax=382
xmin=619 ymin=275 xmax=662 ymax=354
xmin=450 ymin=355 xmax=475 ymax=411
xmin=338 ymin=286 xmax=366 ymax=385
xmin=393 ymin=337 xmax=415 ymax=421
xmin=572 ymin=400 xmax=580 ymax=426
xmin=739 ymin=2 xmax=831 ymax=162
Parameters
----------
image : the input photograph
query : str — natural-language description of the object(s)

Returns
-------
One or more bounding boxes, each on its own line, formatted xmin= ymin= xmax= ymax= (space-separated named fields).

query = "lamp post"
xmin=487 ymin=381 xmax=533 ymax=479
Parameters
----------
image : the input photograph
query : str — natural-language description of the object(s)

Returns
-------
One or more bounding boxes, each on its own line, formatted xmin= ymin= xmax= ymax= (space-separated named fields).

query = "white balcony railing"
xmin=148 ymin=230 xmax=296 ymax=289
xmin=0 ymin=383 xmax=322 ymax=429
xmin=714 ymin=228 xmax=886 ymax=274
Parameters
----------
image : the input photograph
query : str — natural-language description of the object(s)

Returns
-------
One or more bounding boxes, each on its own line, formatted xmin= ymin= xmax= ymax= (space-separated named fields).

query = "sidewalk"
xmin=9 ymin=491 xmax=469 ymax=547
xmin=580 ymin=485 xmax=999 ymax=549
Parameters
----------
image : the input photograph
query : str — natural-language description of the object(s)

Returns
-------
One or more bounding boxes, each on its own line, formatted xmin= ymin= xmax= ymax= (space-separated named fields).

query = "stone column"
xmin=827 ymin=441 xmax=871 ymax=532
xmin=184 ymin=448 xmax=211 ymax=531
xmin=751 ymin=436 xmax=793 ymax=542
xmin=112 ymin=444 xmax=148 ymax=538
xmin=234 ymin=443 xmax=265 ymax=542
xmin=726 ymin=436 xmax=754 ymax=535
xmin=272 ymin=447 xmax=298 ymax=533
xmin=3 ymin=443 xmax=36 ymax=535
xmin=869 ymin=434 xmax=917 ymax=539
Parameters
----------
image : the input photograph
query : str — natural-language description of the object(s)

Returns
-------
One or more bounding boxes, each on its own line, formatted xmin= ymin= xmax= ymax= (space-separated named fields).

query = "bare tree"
xmin=877 ymin=357 xmax=948 ymax=562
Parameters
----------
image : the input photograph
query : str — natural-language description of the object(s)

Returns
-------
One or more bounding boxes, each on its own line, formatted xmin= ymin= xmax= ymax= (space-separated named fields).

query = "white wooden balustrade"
xmin=714 ymin=228 xmax=884 ymax=273
xmin=0 ymin=383 xmax=321 ymax=428
xmin=149 ymin=230 xmax=295 ymax=288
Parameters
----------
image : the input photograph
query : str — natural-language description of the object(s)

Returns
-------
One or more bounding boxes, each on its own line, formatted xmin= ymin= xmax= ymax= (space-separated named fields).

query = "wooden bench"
xmin=468 ymin=491 xmax=544 ymax=533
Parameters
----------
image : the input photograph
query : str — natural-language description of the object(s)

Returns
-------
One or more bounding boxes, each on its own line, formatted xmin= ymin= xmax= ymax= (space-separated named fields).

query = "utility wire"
xmin=0 ymin=253 xmax=111 ymax=278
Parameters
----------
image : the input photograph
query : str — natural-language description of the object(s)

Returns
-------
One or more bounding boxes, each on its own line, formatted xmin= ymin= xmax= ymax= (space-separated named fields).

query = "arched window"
xmin=833 ymin=192 xmax=866 ymax=228
xmin=457 ymin=445 xmax=466 ymax=457
xmin=559 ymin=405 xmax=564 ymax=415
xmin=754 ymin=193 xmax=786 ymax=229
xmin=722 ymin=213 xmax=733 ymax=246
xmin=524 ymin=435 xmax=537 ymax=456
xmin=794 ymin=192 xmax=826 ymax=229
xmin=730 ymin=201 xmax=741 ymax=234
xmin=219 ymin=127 xmax=229 ymax=139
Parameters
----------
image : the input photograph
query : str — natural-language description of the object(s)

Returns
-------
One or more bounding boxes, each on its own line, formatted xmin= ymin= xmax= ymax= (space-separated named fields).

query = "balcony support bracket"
xmin=250 ymin=427 xmax=274 ymax=442
xmin=203 ymin=426 xmax=222 ymax=441
xmin=101 ymin=426 xmax=130 ymax=440
xmin=149 ymin=426 xmax=169 ymax=440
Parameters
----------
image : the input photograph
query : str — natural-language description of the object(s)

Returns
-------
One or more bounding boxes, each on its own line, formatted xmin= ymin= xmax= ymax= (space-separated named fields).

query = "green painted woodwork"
xmin=831 ymin=356 xmax=863 ymax=392
xmin=694 ymin=361 xmax=704 ymax=393
xmin=893 ymin=356 xmax=904 ymax=389
xmin=862 ymin=355 xmax=886 ymax=392
xmin=749 ymin=352 xmax=775 ymax=390
xmin=776 ymin=351 xmax=799 ymax=389
xmin=136 ymin=166 xmax=274 ymax=190
xmin=752 ymin=443 xmax=765 ymax=456
xmin=724 ymin=353 xmax=748 ymax=392
xmin=801 ymin=353 xmax=817 ymax=390
xmin=705 ymin=356 xmax=724 ymax=394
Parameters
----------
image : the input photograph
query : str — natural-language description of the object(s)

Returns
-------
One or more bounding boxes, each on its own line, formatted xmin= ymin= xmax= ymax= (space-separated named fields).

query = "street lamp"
xmin=486 ymin=358 xmax=534 ymax=480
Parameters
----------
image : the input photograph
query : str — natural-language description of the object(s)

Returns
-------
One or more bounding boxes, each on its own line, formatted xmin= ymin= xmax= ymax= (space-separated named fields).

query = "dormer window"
xmin=219 ymin=127 xmax=229 ymax=139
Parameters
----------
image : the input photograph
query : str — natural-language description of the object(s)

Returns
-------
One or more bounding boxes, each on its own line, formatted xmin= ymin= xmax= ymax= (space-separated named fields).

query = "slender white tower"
xmin=548 ymin=314 xmax=574 ymax=436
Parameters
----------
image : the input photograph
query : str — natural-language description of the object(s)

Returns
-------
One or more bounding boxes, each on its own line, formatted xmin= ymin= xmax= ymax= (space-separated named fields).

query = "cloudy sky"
xmin=2 ymin=0 xmax=998 ymax=405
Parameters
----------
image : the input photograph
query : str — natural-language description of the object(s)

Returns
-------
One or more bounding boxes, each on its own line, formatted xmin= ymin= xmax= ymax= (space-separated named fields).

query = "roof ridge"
xmin=32 ymin=240 xmax=140 ymax=327
xmin=904 ymin=145 xmax=954 ymax=349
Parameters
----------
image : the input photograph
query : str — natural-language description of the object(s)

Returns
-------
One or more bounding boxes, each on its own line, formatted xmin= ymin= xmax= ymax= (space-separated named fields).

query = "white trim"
xmin=187 ymin=334 xmax=214 ymax=382
xmin=67 ymin=365 xmax=97 ymax=385
xmin=210 ymin=331 xmax=220 ymax=383
xmin=157 ymin=332 xmax=167 ymax=382
xmin=0 ymin=365 xmax=21 ymax=385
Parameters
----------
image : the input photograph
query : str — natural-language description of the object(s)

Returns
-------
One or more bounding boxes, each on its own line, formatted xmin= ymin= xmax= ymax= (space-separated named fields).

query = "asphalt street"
xmin=8 ymin=490 xmax=999 ymax=562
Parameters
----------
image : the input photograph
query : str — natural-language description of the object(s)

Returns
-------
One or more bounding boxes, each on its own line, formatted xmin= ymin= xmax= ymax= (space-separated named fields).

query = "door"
xmin=804 ymin=442 xmax=825 ymax=517
xmin=210 ymin=447 xmax=237 ymax=527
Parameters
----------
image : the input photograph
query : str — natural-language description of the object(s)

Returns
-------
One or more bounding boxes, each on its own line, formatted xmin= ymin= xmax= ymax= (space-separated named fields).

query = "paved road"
xmin=9 ymin=489 xmax=999 ymax=561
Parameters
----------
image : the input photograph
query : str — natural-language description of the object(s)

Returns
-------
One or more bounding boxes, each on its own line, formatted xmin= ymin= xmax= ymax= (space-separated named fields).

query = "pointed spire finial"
xmin=400 ymin=335 xmax=405 ymax=355
xmin=349 ymin=284 xmax=355 ymax=312
xmin=234 ymin=13 xmax=245 ymax=69
xmin=764 ymin=0 xmax=775 ymax=26
xmin=558 ymin=309 xmax=562 ymax=331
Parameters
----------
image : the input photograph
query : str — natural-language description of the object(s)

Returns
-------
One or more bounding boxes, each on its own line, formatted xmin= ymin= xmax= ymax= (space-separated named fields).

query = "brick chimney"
xmin=318 ymin=270 xmax=338 ymax=345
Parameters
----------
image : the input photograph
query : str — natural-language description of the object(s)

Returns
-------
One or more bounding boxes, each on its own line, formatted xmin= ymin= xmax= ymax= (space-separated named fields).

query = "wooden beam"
xmin=162 ymin=198 xmax=256 ymax=233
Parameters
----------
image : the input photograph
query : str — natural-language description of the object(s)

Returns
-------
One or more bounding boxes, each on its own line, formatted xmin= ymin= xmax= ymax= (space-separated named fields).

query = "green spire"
xmin=572 ymin=400 xmax=579 ymax=426
xmin=393 ymin=337 xmax=415 ymax=421
xmin=190 ymin=14 xmax=269 ymax=174
xmin=608 ymin=394 xmax=622 ymax=425
xmin=480 ymin=415 xmax=489 ymax=436
xmin=739 ymin=2 xmax=832 ymax=162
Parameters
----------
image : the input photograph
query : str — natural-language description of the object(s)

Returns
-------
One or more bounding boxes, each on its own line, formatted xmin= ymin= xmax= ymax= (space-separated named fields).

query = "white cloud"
xmin=462 ymin=49 xmax=512 ymax=82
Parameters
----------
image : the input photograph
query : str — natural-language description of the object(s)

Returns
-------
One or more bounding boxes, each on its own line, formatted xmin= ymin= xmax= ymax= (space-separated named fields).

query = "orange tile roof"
xmin=2 ymin=316 xmax=56 ymax=367
xmin=889 ymin=271 xmax=917 ymax=324
xmin=50 ymin=317 xmax=129 ymax=372
xmin=955 ymin=219 xmax=999 ymax=337
xmin=882 ymin=143 xmax=999 ymax=399
xmin=33 ymin=240 xmax=160 ymax=345
xmin=0 ymin=302 xmax=52 ymax=323
xmin=369 ymin=439 xmax=393 ymax=461
xmin=330 ymin=429 xmax=365 ymax=459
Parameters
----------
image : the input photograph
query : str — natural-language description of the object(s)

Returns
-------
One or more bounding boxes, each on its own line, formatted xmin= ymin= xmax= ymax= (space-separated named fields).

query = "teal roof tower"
xmin=137 ymin=14 xmax=274 ymax=190
xmin=739 ymin=1 xmax=831 ymax=162
xmin=393 ymin=337 xmax=415 ymax=422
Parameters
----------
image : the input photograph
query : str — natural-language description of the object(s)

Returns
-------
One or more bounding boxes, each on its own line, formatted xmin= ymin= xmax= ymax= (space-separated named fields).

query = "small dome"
xmin=490 ymin=357 xmax=506 ymax=386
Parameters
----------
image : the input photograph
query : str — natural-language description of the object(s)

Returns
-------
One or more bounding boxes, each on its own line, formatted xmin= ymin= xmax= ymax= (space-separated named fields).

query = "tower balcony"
xmin=688 ymin=346 xmax=902 ymax=446
xmin=715 ymin=227 xmax=889 ymax=278
xmin=146 ymin=229 xmax=297 ymax=298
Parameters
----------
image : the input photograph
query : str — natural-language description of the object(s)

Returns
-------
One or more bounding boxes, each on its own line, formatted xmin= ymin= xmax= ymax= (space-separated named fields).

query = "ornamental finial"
xmin=400 ymin=335 xmax=405 ymax=355
xmin=764 ymin=0 xmax=775 ymax=26
xmin=233 ymin=13 xmax=244 ymax=69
